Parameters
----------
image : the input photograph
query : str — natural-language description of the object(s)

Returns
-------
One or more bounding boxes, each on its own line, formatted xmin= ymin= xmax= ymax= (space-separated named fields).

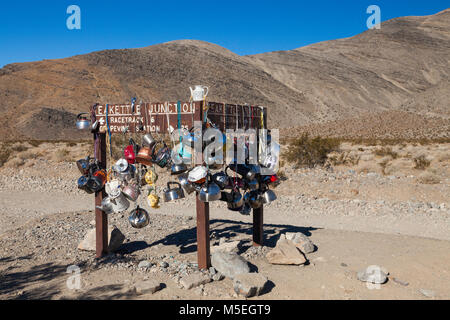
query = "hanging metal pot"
xmin=105 ymin=179 xmax=122 ymax=198
xmin=163 ymin=182 xmax=185 ymax=202
xmin=244 ymin=191 xmax=262 ymax=209
xmin=147 ymin=193 xmax=160 ymax=209
xmin=227 ymin=189 xmax=244 ymax=211
xmin=135 ymin=146 xmax=153 ymax=166
xmin=76 ymin=113 xmax=91 ymax=130
xmin=86 ymin=170 xmax=106 ymax=193
xmin=229 ymin=163 xmax=257 ymax=181
xmin=76 ymin=157 xmax=91 ymax=175
xmin=77 ymin=176 xmax=93 ymax=194
xmin=128 ymin=206 xmax=150 ymax=229
xmin=152 ymin=142 xmax=171 ymax=168
xmin=109 ymin=190 xmax=130 ymax=213
xmin=122 ymin=183 xmax=140 ymax=202
xmin=142 ymin=133 xmax=157 ymax=149
xmin=178 ymin=172 xmax=196 ymax=194
xmin=188 ymin=166 xmax=208 ymax=184
xmin=124 ymin=145 xmax=136 ymax=165
xmin=198 ymin=174 xmax=221 ymax=202
xmin=239 ymin=202 xmax=251 ymax=216
xmin=212 ymin=169 xmax=230 ymax=190
xmin=260 ymin=188 xmax=277 ymax=204
xmin=96 ymin=197 xmax=115 ymax=215
xmin=245 ymin=178 xmax=259 ymax=191
xmin=171 ymin=160 xmax=188 ymax=175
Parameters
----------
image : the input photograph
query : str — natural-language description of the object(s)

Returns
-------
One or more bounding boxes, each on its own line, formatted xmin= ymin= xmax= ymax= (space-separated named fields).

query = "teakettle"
xmin=128 ymin=206 xmax=150 ymax=229
xmin=142 ymin=133 xmax=157 ymax=149
xmin=76 ymin=113 xmax=91 ymax=130
xmin=163 ymin=182 xmax=185 ymax=202
xmin=198 ymin=174 xmax=221 ymax=202
xmin=190 ymin=85 xmax=209 ymax=102
xmin=178 ymin=172 xmax=196 ymax=194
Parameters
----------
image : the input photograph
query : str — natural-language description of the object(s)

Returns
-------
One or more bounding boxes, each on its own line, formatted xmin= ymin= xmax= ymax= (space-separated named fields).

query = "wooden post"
xmin=194 ymin=100 xmax=211 ymax=269
xmin=253 ymin=206 xmax=264 ymax=246
xmin=95 ymin=132 xmax=108 ymax=258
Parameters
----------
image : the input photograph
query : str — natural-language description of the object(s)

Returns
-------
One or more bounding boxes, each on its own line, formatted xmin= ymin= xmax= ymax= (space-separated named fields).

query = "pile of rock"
xmin=265 ymin=232 xmax=315 ymax=265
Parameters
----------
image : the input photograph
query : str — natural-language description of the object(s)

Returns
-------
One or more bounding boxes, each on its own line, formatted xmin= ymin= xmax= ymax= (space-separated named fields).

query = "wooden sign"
xmin=95 ymin=102 xmax=196 ymax=134
xmin=95 ymin=102 xmax=267 ymax=134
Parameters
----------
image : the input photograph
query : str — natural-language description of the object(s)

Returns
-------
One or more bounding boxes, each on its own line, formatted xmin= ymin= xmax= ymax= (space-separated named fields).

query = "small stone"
xmin=138 ymin=261 xmax=152 ymax=269
xmin=211 ymin=252 xmax=250 ymax=280
xmin=392 ymin=278 xmax=409 ymax=286
xmin=209 ymin=267 xmax=216 ymax=276
xmin=159 ymin=261 xmax=169 ymax=268
xmin=212 ymin=273 xmax=225 ymax=281
xmin=341 ymin=263 xmax=348 ymax=267
xmin=233 ymin=273 xmax=269 ymax=298
xmin=180 ymin=273 xmax=212 ymax=290
xmin=419 ymin=289 xmax=436 ymax=298
xmin=357 ymin=266 xmax=388 ymax=284
xmin=266 ymin=238 xmax=306 ymax=265
xmin=134 ymin=280 xmax=162 ymax=295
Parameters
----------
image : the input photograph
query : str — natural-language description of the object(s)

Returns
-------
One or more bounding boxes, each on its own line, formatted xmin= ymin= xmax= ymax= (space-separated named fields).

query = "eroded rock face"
xmin=211 ymin=251 xmax=250 ymax=279
xmin=77 ymin=226 xmax=125 ymax=253
xmin=266 ymin=237 xmax=306 ymax=265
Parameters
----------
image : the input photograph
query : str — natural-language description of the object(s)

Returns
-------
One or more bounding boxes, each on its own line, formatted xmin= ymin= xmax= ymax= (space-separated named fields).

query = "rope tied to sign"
xmin=105 ymin=104 xmax=112 ymax=157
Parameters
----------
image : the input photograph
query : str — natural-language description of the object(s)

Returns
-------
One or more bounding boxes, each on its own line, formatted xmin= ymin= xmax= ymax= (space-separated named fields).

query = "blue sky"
xmin=0 ymin=0 xmax=448 ymax=67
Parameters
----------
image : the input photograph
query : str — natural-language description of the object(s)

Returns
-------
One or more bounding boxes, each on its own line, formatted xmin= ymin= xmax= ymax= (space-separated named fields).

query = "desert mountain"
xmin=0 ymin=9 xmax=448 ymax=140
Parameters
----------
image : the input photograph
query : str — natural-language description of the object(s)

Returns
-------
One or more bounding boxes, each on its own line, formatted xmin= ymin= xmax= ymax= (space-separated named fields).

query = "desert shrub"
xmin=284 ymin=134 xmax=340 ymax=168
xmin=0 ymin=149 xmax=11 ymax=167
xmin=29 ymin=140 xmax=44 ymax=147
xmin=378 ymin=158 xmax=390 ymax=175
xmin=6 ymin=157 xmax=25 ymax=168
xmin=18 ymin=151 xmax=40 ymax=161
xmin=10 ymin=144 xmax=29 ymax=153
xmin=373 ymin=147 xmax=398 ymax=159
xmin=417 ymin=171 xmax=440 ymax=184
xmin=413 ymin=155 xmax=431 ymax=170
xmin=55 ymin=149 xmax=71 ymax=162
xmin=328 ymin=151 xmax=361 ymax=166
xmin=65 ymin=142 xmax=77 ymax=147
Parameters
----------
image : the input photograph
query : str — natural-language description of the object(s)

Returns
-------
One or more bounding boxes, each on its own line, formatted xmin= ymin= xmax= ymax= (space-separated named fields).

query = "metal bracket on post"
xmin=95 ymin=132 xmax=108 ymax=258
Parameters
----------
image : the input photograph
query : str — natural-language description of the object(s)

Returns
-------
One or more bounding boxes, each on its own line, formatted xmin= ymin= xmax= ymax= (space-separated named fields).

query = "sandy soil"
xmin=0 ymin=142 xmax=449 ymax=300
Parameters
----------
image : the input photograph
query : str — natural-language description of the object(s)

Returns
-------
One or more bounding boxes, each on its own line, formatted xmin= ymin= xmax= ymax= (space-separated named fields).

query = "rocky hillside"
xmin=0 ymin=9 xmax=448 ymax=140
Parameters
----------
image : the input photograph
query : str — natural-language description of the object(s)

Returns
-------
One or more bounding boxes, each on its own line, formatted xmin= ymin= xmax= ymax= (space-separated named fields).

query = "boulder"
xmin=233 ymin=273 xmax=269 ymax=298
xmin=77 ymin=226 xmax=125 ymax=253
xmin=266 ymin=238 xmax=306 ymax=265
xmin=210 ymin=240 xmax=241 ymax=254
xmin=211 ymin=251 xmax=250 ymax=279
xmin=285 ymin=232 xmax=315 ymax=254
xmin=180 ymin=273 xmax=212 ymax=290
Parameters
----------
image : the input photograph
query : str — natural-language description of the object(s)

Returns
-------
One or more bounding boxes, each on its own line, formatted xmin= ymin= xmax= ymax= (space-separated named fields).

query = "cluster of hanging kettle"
xmin=75 ymin=86 xmax=281 ymax=229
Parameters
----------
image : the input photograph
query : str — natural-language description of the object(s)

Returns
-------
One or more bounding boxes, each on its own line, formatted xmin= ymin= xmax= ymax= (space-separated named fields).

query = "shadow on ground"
xmin=121 ymin=219 xmax=319 ymax=255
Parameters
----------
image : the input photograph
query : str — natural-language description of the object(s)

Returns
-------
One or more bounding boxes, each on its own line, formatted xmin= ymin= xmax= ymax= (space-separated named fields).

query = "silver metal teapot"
xmin=163 ymin=182 xmax=185 ymax=202
xmin=128 ymin=206 xmax=150 ymax=229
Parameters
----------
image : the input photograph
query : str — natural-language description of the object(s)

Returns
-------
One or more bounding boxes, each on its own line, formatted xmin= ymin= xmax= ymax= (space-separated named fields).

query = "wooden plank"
xmin=95 ymin=132 xmax=108 ymax=258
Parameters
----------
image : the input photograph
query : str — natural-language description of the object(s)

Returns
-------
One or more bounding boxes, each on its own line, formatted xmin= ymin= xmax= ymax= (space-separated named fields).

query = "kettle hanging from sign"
xmin=190 ymin=85 xmax=209 ymax=102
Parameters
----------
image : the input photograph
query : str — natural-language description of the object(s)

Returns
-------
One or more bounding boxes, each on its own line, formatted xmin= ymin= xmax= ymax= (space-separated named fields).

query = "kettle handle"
xmin=167 ymin=181 xmax=182 ymax=190
xmin=77 ymin=113 xmax=89 ymax=120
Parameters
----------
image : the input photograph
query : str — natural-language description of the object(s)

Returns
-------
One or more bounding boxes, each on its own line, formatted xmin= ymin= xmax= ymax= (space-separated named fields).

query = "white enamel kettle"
xmin=190 ymin=85 xmax=209 ymax=102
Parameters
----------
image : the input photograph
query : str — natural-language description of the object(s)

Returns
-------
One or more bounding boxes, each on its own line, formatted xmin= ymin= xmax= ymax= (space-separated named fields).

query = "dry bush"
xmin=55 ymin=149 xmax=71 ymax=162
xmin=0 ymin=149 xmax=11 ymax=167
xmin=18 ymin=151 xmax=40 ymax=161
xmin=284 ymin=134 xmax=340 ymax=168
xmin=413 ymin=155 xmax=431 ymax=170
xmin=417 ymin=171 xmax=441 ymax=184
xmin=328 ymin=151 xmax=360 ymax=166
xmin=6 ymin=158 xmax=25 ymax=168
xmin=10 ymin=143 xmax=29 ymax=153
xmin=378 ymin=157 xmax=391 ymax=175
xmin=29 ymin=140 xmax=44 ymax=147
xmin=373 ymin=147 xmax=398 ymax=159
xmin=66 ymin=142 xmax=77 ymax=147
